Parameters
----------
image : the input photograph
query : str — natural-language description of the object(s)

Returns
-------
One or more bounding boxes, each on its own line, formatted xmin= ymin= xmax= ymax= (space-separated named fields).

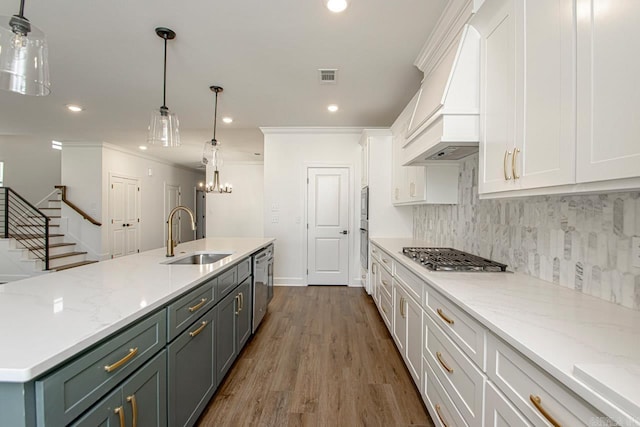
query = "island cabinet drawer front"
xmin=379 ymin=289 xmax=393 ymax=330
xmin=423 ymin=358 xmax=469 ymax=427
xmin=378 ymin=264 xmax=393 ymax=300
xmin=167 ymin=279 xmax=215 ymax=342
xmin=237 ymin=258 xmax=251 ymax=283
xmin=425 ymin=313 xmax=485 ymax=426
xmin=485 ymin=381 xmax=532 ymax=427
xmin=395 ymin=262 xmax=423 ymax=306
xmin=487 ymin=334 xmax=605 ymax=426
xmin=216 ymin=267 xmax=238 ymax=301
xmin=36 ymin=311 xmax=166 ymax=426
xmin=378 ymin=250 xmax=394 ymax=274
xmin=426 ymin=289 xmax=486 ymax=368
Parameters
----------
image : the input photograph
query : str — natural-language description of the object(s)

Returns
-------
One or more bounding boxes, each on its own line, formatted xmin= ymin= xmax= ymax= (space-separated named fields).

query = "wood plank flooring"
xmin=197 ymin=286 xmax=434 ymax=426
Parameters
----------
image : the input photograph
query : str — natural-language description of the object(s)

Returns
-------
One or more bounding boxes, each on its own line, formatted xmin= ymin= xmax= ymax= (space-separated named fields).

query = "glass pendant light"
xmin=203 ymin=86 xmax=232 ymax=193
xmin=0 ymin=0 xmax=50 ymax=96
xmin=148 ymin=27 xmax=180 ymax=147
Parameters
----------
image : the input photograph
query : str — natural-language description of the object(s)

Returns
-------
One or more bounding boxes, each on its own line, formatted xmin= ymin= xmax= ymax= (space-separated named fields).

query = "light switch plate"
xmin=271 ymin=216 xmax=279 ymax=223
xmin=632 ymin=236 xmax=640 ymax=268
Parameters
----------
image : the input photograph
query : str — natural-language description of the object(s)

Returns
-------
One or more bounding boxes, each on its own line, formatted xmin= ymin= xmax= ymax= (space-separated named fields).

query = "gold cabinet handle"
xmin=235 ymin=295 xmax=240 ymax=315
xmin=504 ymin=150 xmax=512 ymax=180
xmin=435 ymin=404 xmax=449 ymax=427
xmin=395 ymin=187 xmax=399 ymax=200
xmin=381 ymin=305 xmax=388 ymax=314
xmin=127 ymin=394 xmax=138 ymax=427
xmin=188 ymin=297 xmax=208 ymax=313
xmin=382 ymin=279 xmax=389 ymax=287
xmin=114 ymin=406 xmax=125 ymax=427
xmin=104 ymin=347 xmax=138 ymax=373
xmin=401 ymin=297 xmax=406 ymax=318
xmin=372 ymin=263 xmax=377 ymax=275
xmin=382 ymin=258 xmax=389 ymax=264
xmin=409 ymin=182 xmax=416 ymax=197
xmin=512 ymin=148 xmax=520 ymax=179
xmin=436 ymin=351 xmax=454 ymax=373
xmin=189 ymin=321 xmax=208 ymax=338
xmin=530 ymin=395 xmax=561 ymax=427
xmin=437 ymin=308 xmax=454 ymax=325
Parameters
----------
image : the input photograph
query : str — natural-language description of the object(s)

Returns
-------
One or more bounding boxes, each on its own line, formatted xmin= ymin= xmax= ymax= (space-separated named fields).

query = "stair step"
xmin=15 ymin=224 xmax=60 ymax=228
xmin=53 ymin=260 xmax=98 ymax=272
xmin=28 ymin=215 xmax=61 ymax=219
xmin=49 ymin=251 xmax=87 ymax=260
xmin=30 ymin=243 xmax=75 ymax=251
xmin=12 ymin=233 xmax=64 ymax=240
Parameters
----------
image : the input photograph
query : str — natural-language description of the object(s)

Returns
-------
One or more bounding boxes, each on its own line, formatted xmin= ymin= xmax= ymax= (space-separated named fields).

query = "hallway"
xmin=197 ymin=286 xmax=433 ymax=426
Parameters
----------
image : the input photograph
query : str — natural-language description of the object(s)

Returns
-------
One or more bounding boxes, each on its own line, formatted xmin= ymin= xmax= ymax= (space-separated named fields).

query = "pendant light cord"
xmin=213 ymin=90 xmax=218 ymax=141
xmin=18 ymin=0 xmax=26 ymax=18
xmin=162 ymin=36 xmax=168 ymax=109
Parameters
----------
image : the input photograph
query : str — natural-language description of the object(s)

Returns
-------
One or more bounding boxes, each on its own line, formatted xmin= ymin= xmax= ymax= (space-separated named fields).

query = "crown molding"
xmin=414 ymin=0 xmax=475 ymax=77
xmin=260 ymin=127 xmax=364 ymax=135
xmin=362 ymin=128 xmax=392 ymax=137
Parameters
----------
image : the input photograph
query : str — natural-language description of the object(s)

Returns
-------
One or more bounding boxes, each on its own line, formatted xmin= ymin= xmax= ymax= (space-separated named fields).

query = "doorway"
xmin=195 ymin=189 xmax=206 ymax=239
xmin=164 ymin=183 xmax=181 ymax=244
xmin=109 ymin=174 xmax=140 ymax=258
xmin=306 ymin=167 xmax=350 ymax=285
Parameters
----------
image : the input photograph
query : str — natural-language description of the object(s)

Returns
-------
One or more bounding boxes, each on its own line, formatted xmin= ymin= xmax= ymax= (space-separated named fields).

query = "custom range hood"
xmin=401 ymin=24 xmax=480 ymax=165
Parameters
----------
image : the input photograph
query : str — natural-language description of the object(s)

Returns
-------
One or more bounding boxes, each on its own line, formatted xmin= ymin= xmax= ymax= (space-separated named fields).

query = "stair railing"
xmin=54 ymin=186 xmax=101 ymax=226
xmin=1 ymin=187 xmax=50 ymax=270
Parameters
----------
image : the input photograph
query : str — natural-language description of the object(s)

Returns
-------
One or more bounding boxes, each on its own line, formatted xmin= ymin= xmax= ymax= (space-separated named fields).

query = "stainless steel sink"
xmin=164 ymin=252 xmax=232 ymax=265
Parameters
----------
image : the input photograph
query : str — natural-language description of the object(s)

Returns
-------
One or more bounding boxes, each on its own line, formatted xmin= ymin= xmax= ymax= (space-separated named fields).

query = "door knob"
xmin=340 ymin=230 xmax=348 ymax=235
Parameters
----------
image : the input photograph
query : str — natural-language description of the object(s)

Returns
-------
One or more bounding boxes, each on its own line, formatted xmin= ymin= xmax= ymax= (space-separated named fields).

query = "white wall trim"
xmin=362 ymin=128 xmax=393 ymax=137
xmin=274 ymin=277 xmax=307 ymax=286
xmin=260 ymin=127 xmax=364 ymax=135
xmin=414 ymin=0 xmax=475 ymax=75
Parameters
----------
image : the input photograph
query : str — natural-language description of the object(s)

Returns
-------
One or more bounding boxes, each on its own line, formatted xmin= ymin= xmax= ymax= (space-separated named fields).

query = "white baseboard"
xmin=274 ymin=277 xmax=306 ymax=286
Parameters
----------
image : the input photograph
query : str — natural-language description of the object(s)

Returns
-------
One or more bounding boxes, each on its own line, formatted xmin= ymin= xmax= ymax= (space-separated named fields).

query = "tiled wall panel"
xmin=414 ymin=154 xmax=640 ymax=310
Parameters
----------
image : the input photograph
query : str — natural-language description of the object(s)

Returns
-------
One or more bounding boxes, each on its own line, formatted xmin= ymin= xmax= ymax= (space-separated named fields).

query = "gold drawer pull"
xmin=235 ymin=295 xmax=240 ymax=315
xmin=114 ymin=406 xmax=125 ymax=427
xmin=382 ymin=258 xmax=389 ymax=264
xmin=127 ymin=394 xmax=138 ymax=427
xmin=104 ymin=347 xmax=138 ymax=373
xmin=189 ymin=321 xmax=208 ymax=337
xmin=530 ymin=395 xmax=561 ymax=427
xmin=435 ymin=404 xmax=449 ymax=427
xmin=504 ymin=150 xmax=512 ymax=180
xmin=382 ymin=280 xmax=389 ymax=287
xmin=381 ymin=305 xmax=388 ymax=314
xmin=437 ymin=308 xmax=454 ymax=325
xmin=436 ymin=351 xmax=454 ymax=373
xmin=512 ymin=148 xmax=520 ymax=180
xmin=188 ymin=297 xmax=208 ymax=313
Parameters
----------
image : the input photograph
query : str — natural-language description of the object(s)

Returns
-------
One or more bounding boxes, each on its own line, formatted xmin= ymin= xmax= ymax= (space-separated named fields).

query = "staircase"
xmin=1 ymin=187 xmax=98 ymax=279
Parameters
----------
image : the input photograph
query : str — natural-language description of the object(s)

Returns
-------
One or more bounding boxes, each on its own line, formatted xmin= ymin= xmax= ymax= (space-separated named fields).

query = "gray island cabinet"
xmin=0 ymin=239 xmax=271 ymax=427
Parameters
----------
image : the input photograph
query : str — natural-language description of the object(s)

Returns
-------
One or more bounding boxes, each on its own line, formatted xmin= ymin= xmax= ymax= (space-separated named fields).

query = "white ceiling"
xmin=0 ymin=0 xmax=447 ymax=169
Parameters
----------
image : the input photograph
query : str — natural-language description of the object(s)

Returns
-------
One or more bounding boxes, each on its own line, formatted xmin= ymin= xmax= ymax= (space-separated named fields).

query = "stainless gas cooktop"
xmin=402 ymin=247 xmax=508 ymax=272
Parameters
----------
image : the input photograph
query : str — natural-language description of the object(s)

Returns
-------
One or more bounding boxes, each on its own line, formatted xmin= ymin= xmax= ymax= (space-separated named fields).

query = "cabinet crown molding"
xmin=414 ymin=0 xmax=475 ymax=77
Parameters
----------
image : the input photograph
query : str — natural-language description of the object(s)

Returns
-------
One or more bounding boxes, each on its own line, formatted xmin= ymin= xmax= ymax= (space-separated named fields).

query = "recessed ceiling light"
xmin=139 ymin=145 xmax=148 ymax=151
xmin=327 ymin=104 xmax=339 ymax=113
xmin=326 ymin=0 xmax=348 ymax=13
xmin=66 ymin=104 xmax=83 ymax=112
xmin=222 ymin=117 xmax=233 ymax=124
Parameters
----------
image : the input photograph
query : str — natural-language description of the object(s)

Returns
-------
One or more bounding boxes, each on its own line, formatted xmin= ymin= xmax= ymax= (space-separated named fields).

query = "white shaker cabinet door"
xmin=576 ymin=0 xmax=640 ymax=183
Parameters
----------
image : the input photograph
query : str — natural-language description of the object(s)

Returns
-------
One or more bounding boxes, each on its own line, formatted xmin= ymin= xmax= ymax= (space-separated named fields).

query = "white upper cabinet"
xmin=576 ymin=0 xmax=640 ymax=183
xmin=473 ymin=0 xmax=576 ymax=196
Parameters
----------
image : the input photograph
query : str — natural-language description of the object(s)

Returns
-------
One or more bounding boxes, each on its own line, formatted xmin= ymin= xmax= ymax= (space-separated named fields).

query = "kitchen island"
xmin=371 ymin=238 xmax=640 ymax=427
xmin=0 ymin=237 xmax=274 ymax=426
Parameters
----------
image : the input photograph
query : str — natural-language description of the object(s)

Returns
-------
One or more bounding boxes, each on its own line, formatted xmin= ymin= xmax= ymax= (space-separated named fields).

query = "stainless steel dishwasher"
xmin=252 ymin=244 xmax=274 ymax=332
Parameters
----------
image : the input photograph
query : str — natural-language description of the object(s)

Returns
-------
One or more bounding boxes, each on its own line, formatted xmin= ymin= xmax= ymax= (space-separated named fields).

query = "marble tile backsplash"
xmin=413 ymin=154 xmax=640 ymax=310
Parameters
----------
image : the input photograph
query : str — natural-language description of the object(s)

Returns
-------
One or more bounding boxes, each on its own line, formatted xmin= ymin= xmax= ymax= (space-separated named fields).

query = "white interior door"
xmin=165 ymin=184 xmax=181 ymax=243
xmin=307 ymin=167 xmax=350 ymax=285
xmin=110 ymin=175 xmax=140 ymax=258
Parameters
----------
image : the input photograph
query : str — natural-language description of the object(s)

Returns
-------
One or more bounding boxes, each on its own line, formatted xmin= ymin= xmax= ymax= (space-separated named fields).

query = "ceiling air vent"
xmin=318 ymin=69 xmax=338 ymax=84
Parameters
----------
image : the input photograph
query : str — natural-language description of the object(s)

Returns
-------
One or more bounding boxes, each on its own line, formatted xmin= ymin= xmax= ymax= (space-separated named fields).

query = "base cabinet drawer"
xmin=36 ymin=311 xmax=167 ymax=426
xmin=167 ymin=278 xmax=216 ymax=342
xmin=423 ymin=358 xmax=468 ymax=427
xmin=72 ymin=349 xmax=167 ymax=427
xmin=485 ymin=381 xmax=532 ymax=427
xmin=487 ymin=334 xmax=607 ymax=426
xmin=168 ymin=307 xmax=217 ymax=427
xmin=237 ymin=258 xmax=251 ymax=283
xmin=379 ymin=289 xmax=392 ymax=330
xmin=378 ymin=264 xmax=393 ymax=300
xmin=217 ymin=267 xmax=238 ymax=301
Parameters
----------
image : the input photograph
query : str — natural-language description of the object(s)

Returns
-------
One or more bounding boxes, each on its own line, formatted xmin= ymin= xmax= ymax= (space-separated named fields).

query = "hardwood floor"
xmin=197 ymin=286 xmax=434 ymax=426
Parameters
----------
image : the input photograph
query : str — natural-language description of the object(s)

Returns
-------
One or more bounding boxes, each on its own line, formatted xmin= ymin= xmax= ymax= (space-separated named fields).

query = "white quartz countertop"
xmin=0 ymin=237 xmax=274 ymax=382
xmin=371 ymin=238 xmax=640 ymax=426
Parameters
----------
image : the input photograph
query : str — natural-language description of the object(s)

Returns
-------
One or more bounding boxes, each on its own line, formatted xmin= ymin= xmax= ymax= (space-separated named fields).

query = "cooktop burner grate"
xmin=402 ymin=247 xmax=508 ymax=272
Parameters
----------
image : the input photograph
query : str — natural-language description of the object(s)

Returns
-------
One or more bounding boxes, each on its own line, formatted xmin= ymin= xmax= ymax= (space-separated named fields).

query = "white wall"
xmin=61 ymin=143 xmax=204 ymax=260
xmin=262 ymin=128 xmax=362 ymax=287
xmin=0 ymin=135 xmax=61 ymax=203
xmin=205 ymin=162 xmax=264 ymax=238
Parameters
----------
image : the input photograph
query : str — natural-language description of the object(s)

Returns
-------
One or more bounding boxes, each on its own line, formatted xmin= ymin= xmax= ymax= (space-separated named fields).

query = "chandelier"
xmin=202 ymin=86 xmax=232 ymax=193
